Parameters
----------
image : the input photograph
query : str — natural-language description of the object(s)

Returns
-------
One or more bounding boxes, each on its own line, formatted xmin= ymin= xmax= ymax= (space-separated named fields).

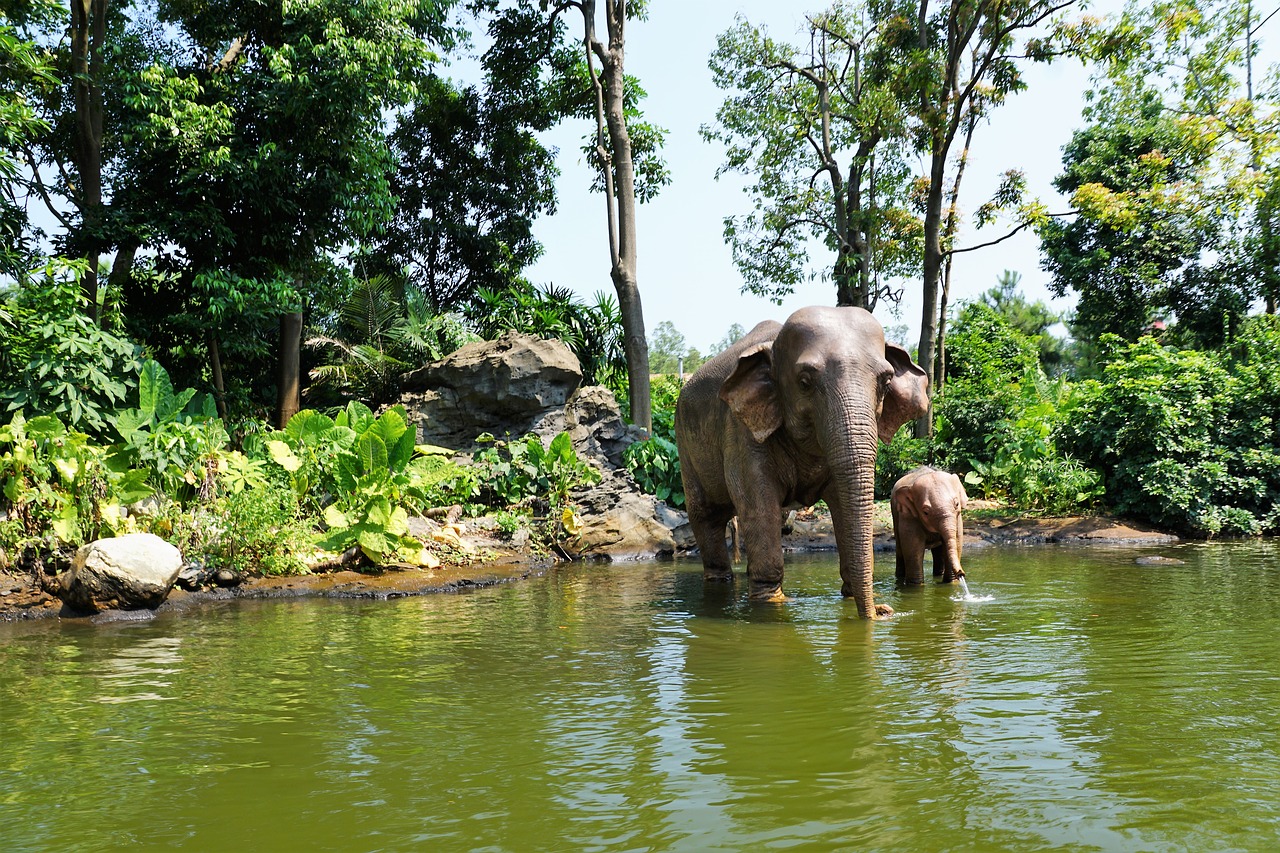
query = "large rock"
xmin=60 ymin=533 xmax=183 ymax=612
xmin=401 ymin=332 xmax=584 ymax=450
xmin=568 ymin=472 xmax=677 ymax=561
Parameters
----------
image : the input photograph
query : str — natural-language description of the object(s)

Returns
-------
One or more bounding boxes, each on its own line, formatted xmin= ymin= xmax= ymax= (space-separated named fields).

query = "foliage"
xmin=165 ymin=486 xmax=312 ymax=578
xmin=979 ymin=271 xmax=1069 ymax=374
xmin=0 ymin=3 xmax=59 ymax=276
xmin=471 ymin=431 xmax=600 ymax=510
xmin=108 ymin=359 xmax=227 ymax=501
xmin=1058 ymin=332 xmax=1280 ymax=535
xmin=468 ymin=283 xmax=625 ymax=389
xmin=623 ymin=374 xmax=683 ymax=507
xmin=363 ymin=70 xmax=559 ymax=313
xmin=305 ymin=274 xmax=477 ymax=408
xmin=967 ymin=402 xmax=1103 ymax=514
xmin=0 ymin=260 xmax=143 ymax=437
xmin=0 ymin=412 xmax=152 ymax=552
xmin=263 ymin=402 xmax=472 ymax=564
xmin=874 ymin=429 xmax=932 ymax=500
xmin=934 ymin=302 xmax=1100 ymax=514
xmin=703 ymin=6 xmax=921 ymax=308
xmin=1038 ymin=84 xmax=1221 ymax=343
xmin=649 ymin=321 xmax=703 ymax=375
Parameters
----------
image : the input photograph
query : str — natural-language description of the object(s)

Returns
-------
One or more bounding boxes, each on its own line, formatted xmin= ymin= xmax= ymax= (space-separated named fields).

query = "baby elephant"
xmin=890 ymin=466 xmax=968 ymax=584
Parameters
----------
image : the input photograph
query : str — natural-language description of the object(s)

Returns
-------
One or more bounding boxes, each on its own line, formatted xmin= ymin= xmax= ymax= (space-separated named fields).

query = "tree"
xmin=1043 ymin=0 xmax=1280 ymax=349
xmin=363 ymin=36 xmax=561 ymax=313
xmin=704 ymin=4 xmax=922 ymax=309
xmin=0 ymin=1 xmax=60 ymax=277
xmin=709 ymin=322 xmax=746 ymax=356
xmin=649 ymin=320 xmax=693 ymax=374
xmin=19 ymin=0 xmax=460 ymax=423
xmin=908 ymin=0 xmax=1084 ymax=436
xmin=1038 ymin=84 xmax=1221 ymax=342
xmin=977 ymin=270 xmax=1067 ymax=373
xmin=483 ymin=0 xmax=668 ymax=433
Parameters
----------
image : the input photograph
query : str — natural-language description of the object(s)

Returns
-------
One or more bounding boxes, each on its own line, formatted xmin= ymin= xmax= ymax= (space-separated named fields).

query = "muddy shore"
xmin=0 ymin=508 xmax=1179 ymax=623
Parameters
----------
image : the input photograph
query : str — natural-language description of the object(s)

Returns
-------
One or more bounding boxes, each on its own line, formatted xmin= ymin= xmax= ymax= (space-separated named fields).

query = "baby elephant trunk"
xmin=932 ymin=514 xmax=965 ymax=583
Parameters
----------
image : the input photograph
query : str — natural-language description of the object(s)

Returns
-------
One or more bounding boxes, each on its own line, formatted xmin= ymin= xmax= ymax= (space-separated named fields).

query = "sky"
xmin=510 ymin=0 xmax=1106 ymax=354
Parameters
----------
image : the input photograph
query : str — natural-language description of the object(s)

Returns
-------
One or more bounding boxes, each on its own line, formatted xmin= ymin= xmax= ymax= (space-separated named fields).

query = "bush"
xmin=875 ymin=429 xmax=931 ymax=499
xmin=0 ymin=259 xmax=143 ymax=438
xmin=624 ymin=375 xmax=685 ymax=507
xmin=934 ymin=302 xmax=1102 ymax=514
xmin=1058 ymin=334 xmax=1280 ymax=535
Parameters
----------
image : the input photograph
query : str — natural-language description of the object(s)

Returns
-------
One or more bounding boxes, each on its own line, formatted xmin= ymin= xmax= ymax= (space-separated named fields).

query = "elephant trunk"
xmin=828 ymin=422 xmax=883 ymax=617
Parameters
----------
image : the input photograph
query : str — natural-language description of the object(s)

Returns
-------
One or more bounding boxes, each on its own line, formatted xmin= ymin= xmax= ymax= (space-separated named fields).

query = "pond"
xmin=4 ymin=541 xmax=1280 ymax=851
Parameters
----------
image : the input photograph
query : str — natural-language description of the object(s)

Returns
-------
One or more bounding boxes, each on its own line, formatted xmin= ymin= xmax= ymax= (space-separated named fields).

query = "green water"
xmin=4 ymin=542 xmax=1280 ymax=852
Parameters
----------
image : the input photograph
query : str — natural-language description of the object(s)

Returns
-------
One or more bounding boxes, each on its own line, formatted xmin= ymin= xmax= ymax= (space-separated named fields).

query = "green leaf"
xmin=358 ymin=432 xmax=389 ymax=476
xmin=267 ymin=440 xmax=304 ymax=472
xmin=324 ymin=504 xmax=349 ymax=529
xmin=25 ymin=415 xmax=66 ymax=439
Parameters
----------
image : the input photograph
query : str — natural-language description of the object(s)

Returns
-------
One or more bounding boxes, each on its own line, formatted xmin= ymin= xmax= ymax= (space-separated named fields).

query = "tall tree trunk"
xmin=71 ymin=0 xmax=107 ymax=323
xmin=584 ymin=0 xmax=651 ymax=433
xmin=209 ymin=332 xmax=228 ymax=422
xmin=934 ymin=105 xmax=978 ymax=390
xmin=276 ymin=311 xmax=303 ymax=428
xmin=915 ymin=149 xmax=947 ymax=438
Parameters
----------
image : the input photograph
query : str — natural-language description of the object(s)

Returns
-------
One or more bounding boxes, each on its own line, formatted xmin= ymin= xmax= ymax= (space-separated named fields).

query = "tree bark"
xmin=71 ymin=0 xmax=107 ymax=323
xmin=583 ymin=0 xmax=651 ymax=433
xmin=209 ymin=332 xmax=229 ymax=422
xmin=276 ymin=311 xmax=303 ymax=428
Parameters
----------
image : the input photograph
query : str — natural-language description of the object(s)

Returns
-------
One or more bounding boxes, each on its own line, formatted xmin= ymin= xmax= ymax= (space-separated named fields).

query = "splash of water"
xmin=953 ymin=575 xmax=994 ymax=603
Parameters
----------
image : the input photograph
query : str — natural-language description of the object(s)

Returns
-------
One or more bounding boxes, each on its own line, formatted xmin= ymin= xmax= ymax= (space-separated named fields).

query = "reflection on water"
xmin=4 ymin=542 xmax=1280 ymax=851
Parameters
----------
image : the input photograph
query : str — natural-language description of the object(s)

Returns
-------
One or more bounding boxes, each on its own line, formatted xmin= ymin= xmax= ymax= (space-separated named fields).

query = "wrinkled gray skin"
xmin=675 ymin=306 xmax=930 ymax=618
xmin=890 ymin=466 xmax=968 ymax=584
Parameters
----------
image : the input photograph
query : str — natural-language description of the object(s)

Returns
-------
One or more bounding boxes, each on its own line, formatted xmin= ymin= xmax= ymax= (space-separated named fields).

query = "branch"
xmin=18 ymin=144 xmax=74 ymax=230
xmin=945 ymin=210 xmax=1075 ymax=256
xmin=209 ymin=34 xmax=248 ymax=74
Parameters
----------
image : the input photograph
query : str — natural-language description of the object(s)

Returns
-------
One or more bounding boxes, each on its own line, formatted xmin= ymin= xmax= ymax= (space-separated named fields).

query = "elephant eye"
xmin=797 ymin=371 xmax=815 ymax=391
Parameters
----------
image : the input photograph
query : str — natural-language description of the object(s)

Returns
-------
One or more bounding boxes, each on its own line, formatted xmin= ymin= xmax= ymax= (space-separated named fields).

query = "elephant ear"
xmin=953 ymin=473 xmax=969 ymax=509
xmin=719 ymin=342 xmax=783 ymax=444
xmin=879 ymin=342 xmax=930 ymax=443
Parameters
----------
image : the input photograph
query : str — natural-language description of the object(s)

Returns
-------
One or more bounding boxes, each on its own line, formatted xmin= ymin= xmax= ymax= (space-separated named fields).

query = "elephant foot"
xmin=748 ymin=582 xmax=789 ymax=602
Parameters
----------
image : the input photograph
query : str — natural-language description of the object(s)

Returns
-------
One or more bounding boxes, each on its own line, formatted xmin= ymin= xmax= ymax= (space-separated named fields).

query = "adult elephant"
xmin=675 ymin=306 xmax=929 ymax=618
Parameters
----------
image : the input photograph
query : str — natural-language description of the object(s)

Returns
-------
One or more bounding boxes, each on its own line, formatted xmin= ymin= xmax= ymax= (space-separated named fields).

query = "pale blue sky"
xmin=516 ymin=0 xmax=1276 ymax=354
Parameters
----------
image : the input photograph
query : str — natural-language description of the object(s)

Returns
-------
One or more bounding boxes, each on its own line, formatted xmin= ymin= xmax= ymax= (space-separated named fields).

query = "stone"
xmin=400 ymin=332 xmax=584 ymax=450
xmin=60 ymin=534 xmax=183 ymax=613
xmin=567 ymin=472 xmax=677 ymax=561
xmin=174 ymin=562 xmax=211 ymax=591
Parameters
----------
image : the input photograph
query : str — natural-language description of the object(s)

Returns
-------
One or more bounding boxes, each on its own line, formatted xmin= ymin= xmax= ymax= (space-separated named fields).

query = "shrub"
xmin=625 ymin=374 xmax=685 ymax=507
xmin=1057 ymin=335 xmax=1280 ymax=535
xmin=262 ymin=402 xmax=476 ymax=565
xmin=0 ymin=259 xmax=142 ymax=437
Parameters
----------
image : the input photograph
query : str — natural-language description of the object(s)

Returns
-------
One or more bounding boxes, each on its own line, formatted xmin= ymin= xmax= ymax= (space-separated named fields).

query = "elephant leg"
xmin=689 ymin=505 xmax=736 ymax=582
xmin=896 ymin=518 xmax=927 ymax=586
xmin=931 ymin=544 xmax=948 ymax=579
xmin=741 ymin=507 xmax=786 ymax=600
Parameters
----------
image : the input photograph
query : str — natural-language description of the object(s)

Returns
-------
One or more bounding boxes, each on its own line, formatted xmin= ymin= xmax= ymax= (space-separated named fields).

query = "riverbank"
xmin=0 ymin=503 xmax=1179 ymax=622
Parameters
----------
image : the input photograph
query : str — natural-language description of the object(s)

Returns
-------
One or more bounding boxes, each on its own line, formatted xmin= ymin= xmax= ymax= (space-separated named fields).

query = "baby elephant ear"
xmin=879 ymin=341 xmax=930 ymax=443
xmin=720 ymin=341 xmax=783 ymax=443
xmin=953 ymin=473 xmax=969 ymax=508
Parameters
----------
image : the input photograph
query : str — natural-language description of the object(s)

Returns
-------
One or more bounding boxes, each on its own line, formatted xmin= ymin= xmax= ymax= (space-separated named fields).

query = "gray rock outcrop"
xmin=568 ymin=471 xmax=678 ymax=560
xmin=59 ymin=533 xmax=183 ymax=612
xmin=398 ymin=333 xmax=680 ymax=560
xmin=400 ymin=332 xmax=585 ymax=451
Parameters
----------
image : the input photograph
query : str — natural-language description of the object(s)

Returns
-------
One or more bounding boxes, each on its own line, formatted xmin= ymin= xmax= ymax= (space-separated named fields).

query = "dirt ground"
xmin=0 ymin=504 xmax=1180 ymax=623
